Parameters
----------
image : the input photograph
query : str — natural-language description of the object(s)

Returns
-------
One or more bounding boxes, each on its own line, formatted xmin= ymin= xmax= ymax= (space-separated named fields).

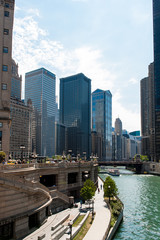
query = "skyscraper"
xmin=11 ymin=59 xmax=22 ymax=100
xmin=60 ymin=73 xmax=91 ymax=158
xmin=115 ymin=118 xmax=122 ymax=160
xmin=92 ymin=89 xmax=112 ymax=160
xmin=0 ymin=1 xmax=15 ymax=159
xmin=140 ymin=77 xmax=150 ymax=156
xmin=153 ymin=0 xmax=160 ymax=161
xmin=25 ymin=68 xmax=56 ymax=157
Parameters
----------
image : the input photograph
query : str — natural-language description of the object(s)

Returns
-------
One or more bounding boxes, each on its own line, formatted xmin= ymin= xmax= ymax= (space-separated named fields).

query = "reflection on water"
xmin=99 ymin=168 xmax=160 ymax=240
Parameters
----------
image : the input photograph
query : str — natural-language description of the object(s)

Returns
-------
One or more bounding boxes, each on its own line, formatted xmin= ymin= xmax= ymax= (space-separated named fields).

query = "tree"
xmin=0 ymin=151 xmax=6 ymax=163
xmin=80 ymin=179 xmax=96 ymax=201
xmin=103 ymin=176 xmax=118 ymax=199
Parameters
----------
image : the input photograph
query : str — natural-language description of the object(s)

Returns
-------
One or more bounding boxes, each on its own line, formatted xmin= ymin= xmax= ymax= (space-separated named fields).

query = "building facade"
xmin=153 ymin=0 xmax=160 ymax=161
xmin=0 ymin=0 xmax=15 ymax=159
xmin=55 ymin=122 xmax=65 ymax=155
xmin=140 ymin=63 xmax=155 ymax=160
xmin=60 ymin=73 xmax=91 ymax=158
xmin=92 ymin=89 xmax=112 ymax=161
xmin=10 ymin=98 xmax=32 ymax=159
xmin=25 ymin=68 xmax=56 ymax=157
xmin=11 ymin=59 xmax=22 ymax=100
xmin=114 ymin=118 xmax=122 ymax=160
xmin=140 ymin=77 xmax=150 ymax=156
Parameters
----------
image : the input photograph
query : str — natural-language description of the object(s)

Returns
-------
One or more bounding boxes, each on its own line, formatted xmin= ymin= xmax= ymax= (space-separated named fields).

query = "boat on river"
xmin=107 ymin=168 xmax=120 ymax=176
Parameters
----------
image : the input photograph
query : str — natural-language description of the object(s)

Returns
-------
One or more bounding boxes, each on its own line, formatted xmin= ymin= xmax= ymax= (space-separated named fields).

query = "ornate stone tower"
xmin=0 ymin=0 xmax=15 ymax=159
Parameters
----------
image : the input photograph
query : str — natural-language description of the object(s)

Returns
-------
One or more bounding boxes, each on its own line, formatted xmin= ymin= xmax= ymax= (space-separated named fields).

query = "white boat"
xmin=108 ymin=169 xmax=120 ymax=176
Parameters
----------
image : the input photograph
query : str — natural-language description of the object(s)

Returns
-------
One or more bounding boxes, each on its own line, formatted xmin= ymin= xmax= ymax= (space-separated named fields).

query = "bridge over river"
xmin=98 ymin=161 xmax=143 ymax=173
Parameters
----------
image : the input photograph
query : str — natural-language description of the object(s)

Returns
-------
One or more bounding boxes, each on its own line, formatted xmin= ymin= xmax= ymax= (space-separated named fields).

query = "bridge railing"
xmin=0 ymin=160 xmax=98 ymax=172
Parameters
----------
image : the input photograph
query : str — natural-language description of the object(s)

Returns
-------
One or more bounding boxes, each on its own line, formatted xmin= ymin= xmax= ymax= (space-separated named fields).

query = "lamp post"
xmin=68 ymin=150 xmax=72 ymax=162
xmin=108 ymin=185 xmax=111 ymax=203
xmin=20 ymin=145 xmax=25 ymax=162
xmin=77 ymin=153 xmax=80 ymax=162
xmin=83 ymin=151 xmax=86 ymax=161
xmin=68 ymin=220 xmax=73 ymax=240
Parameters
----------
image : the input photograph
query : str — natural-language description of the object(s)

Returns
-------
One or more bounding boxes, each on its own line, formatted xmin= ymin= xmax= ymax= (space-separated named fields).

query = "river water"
xmin=99 ymin=167 xmax=160 ymax=240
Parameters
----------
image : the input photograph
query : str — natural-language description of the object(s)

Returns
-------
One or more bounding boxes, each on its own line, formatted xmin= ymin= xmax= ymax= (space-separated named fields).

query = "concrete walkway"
xmin=83 ymin=177 xmax=111 ymax=240
xmin=23 ymin=177 xmax=111 ymax=240
xmin=23 ymin=208 xmax=79 ymax=240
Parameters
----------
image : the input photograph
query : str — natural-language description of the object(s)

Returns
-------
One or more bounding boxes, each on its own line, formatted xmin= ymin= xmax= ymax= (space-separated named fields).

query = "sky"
xmin=12 ymin=0 xmax=153 ymax=132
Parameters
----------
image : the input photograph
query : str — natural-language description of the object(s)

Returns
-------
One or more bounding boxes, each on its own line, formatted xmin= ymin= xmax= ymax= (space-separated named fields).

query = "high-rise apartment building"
xmin=153 ymin=0 xmax=160 ymax=161
xmin=25 ymin=68 xmax=56 ymax=157
xmin=92 ymin=89 xmax=112 ymax=160
xmin=140 ymin=63 xmax=155 ymax=160
xmin=140 ymin=77 xmax=150 ymax=156
xmin=0 ymin=0 xmax=15 ymax=158
xmin=60 ymin=73 xmax=91 ymax=158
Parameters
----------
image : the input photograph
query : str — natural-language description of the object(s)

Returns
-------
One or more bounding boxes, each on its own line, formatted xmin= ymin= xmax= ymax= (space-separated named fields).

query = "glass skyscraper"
xmin=153 ymin=0 xmax=160 ymax=161
xmin=25 ymin=68 xmax=56 ymax=157
xmin=92 ymin=89 xmax=112 ymax=160
xmin=60 ymin=73 xmax=91 ymax=158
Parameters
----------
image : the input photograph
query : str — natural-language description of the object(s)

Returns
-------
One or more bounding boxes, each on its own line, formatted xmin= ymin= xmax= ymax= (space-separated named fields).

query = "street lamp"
xmin=20 ymin=145 xmax=25 ymax=162
xmin=108 ymin=185 xmax=111 ymax=203
xmin=83 ymin=151 xmax=86 ymax=161
xmin=68 ymin=220 xmax=73 ymax=240
xmin=68 ymin=150 xmax=72 ymax=162
xmin=77 ymin=153 xmax=80 ymax=162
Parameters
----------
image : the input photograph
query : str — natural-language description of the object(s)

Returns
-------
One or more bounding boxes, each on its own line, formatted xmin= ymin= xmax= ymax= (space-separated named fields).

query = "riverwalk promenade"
xmin=23 ymin=177 xmax=111 ymax=240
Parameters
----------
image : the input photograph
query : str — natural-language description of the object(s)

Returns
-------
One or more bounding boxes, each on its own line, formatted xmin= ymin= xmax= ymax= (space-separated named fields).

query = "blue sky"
xmin=13 ymin=0 xmax=153 ymax=132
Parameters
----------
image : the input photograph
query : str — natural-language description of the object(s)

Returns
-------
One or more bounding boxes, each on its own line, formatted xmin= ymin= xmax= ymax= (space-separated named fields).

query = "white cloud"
xmin=15 ymin=5 xmax=21 ymax=12
xmin=112 ymin=90 xmax=140 ymax=131
xmin=128 ymin=77 xmax=138 ymax=85
xmin=13 ymin=13 xmax=140 ymax=131
xmin=27 ymin=8 xmax=40 ymax=17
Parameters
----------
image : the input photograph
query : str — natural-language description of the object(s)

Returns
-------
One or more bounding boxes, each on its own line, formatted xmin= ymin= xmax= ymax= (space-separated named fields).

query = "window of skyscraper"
xmin=2 ymin=84 xmax=7 ymax=90
xmin=4 ymin=29 xmax=9 ymax=35
xmin=5 ymin=3 xmax=9 ymax=8
xmin=3 ymin=47 xmax=8 ymax=53
xmin=2 ymin=65 xmax=8 ymax=72
xmin=4 ymin=11 xmax=9 ymax=17
xmin=0 ymin=123 xmax=2 ymax=128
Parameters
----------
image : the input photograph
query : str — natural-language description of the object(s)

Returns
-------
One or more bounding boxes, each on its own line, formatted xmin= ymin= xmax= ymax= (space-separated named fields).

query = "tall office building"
xmin=115 ymin=118 xmax=122 ymax=160
xmin=0 ymin=1 xmax=15 ymax=158
xmin=140 ymin=77 xmax=150 ymax=156
xmin=10 ymin=98 xmax=33 ymax=159
xmin=11 ymin=59 xmax=22 ymax=100
xmin=25 ymin=68 xmax=56 ymax=157
xmin=153 ymin=0 xmax=160 ymax=161
xmin=148 ymin=63 xmax=155 ymax=160
xmin=140 ymin=63 xmax=155 ymax=160
xmin=10 ymin=59 xmax=32 ymax=159
xmin=92 ymin=89 xmax=112 ymax=160
xmin=60 ymin=73 xmax=91 ymax=158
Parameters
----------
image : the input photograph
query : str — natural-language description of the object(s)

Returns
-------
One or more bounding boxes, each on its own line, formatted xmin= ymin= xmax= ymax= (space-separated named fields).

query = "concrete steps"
xmin=51 ymin=225 xmax=68 ymax=240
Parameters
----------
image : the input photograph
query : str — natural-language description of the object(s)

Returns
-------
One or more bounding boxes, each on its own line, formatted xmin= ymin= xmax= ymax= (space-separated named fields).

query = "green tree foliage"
xmin=140 ymin=155 xmax=149 ymax=161
xmin=0 ymin=151 xmax=6 ymax=163
xmin=80 ymin=179 xmax=96 ymax=201
xmin=103 ymin=176 xmax=118 ymax=198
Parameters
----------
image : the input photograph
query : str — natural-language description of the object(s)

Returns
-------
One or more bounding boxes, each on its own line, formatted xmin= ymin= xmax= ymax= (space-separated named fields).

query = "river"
xmin=99 ymin=167 xmax=160 ymax=240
